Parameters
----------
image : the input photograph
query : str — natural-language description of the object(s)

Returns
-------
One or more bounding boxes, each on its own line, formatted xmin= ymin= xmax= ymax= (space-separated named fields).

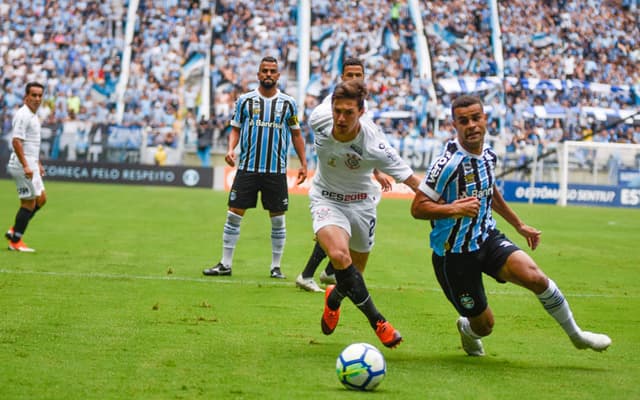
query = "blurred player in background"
xmin=6 ymin=82 xmax=47 ymax=252
xmin=411 ymin=95 xmax=611 ymax=356
xmin=309 ymin=79 xmax=420 ymax=348
xmin=203 ymin=56 xmax=307 ymax=279
xmin=296 ymin=57 xmax=393 ymax=293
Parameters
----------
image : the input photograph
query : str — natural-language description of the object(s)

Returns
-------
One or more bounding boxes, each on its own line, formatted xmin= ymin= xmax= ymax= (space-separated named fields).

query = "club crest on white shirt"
xmin=344 ymin=153 xmax=361 ymax=169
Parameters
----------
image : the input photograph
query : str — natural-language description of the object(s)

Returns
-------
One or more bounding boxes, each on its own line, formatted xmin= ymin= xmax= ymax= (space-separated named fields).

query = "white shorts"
xmin=309 ymin=199 xmax=377 ymax=253
xmin=7 ymin=155 xmax=44 ymax=199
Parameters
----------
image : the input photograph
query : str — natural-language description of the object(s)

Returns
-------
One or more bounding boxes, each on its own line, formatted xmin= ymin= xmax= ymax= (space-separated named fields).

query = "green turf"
xmin=1 ymin=180 xmax=639 ymax=399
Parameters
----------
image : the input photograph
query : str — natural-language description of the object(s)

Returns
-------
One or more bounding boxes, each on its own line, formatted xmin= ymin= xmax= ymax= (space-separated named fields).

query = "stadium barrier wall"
xmin=4 ymin=159 xmax=637 ymax=208
xmin=0 ymin=157 xmax=214 ymax=189
xmin=499 ymin=180 xmax=640 ymax=208
xmin=221 ymin=168 xmax=640 ymax=208
xmin=221 ymin=167 xmax=417 ymax=199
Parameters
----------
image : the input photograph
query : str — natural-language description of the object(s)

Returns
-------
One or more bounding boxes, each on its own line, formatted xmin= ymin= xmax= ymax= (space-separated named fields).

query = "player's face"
xmin=25 ymin=86 xmax=44 ymax=113
xmin=332 ymin=98 xmax=364 ymax=141
xmin=341 ymin=65 xmax=364 ymax=81
xmin=452 ymin=103 xmax=487 ymax=155
xmin=257 ymin=61 xmax=280 ymax=89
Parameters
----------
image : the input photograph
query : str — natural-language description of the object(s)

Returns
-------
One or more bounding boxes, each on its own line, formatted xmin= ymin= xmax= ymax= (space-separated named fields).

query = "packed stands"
xmin=1 ymin=0 xmax=638 ymax=172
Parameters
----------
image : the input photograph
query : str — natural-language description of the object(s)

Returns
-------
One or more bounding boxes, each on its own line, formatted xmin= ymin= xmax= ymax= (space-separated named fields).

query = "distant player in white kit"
xmin=6 ymin=82 xmax=47 ymax=252
xmin=309 ymin=79 xmax=420 ymax=348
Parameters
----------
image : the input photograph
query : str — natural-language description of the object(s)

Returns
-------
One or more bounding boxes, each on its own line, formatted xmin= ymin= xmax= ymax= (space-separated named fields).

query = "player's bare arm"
xmin=491 ymin=187 xmax=541 ymax=250
xmin=411 ymin=191 xmax=480 ymax=220
xmin=225 ymin=126 xmax=240 ymax=166
xmin=373 ymin=169 xmax=392 ymax=191
xmin=290 ymin=128 xmax=307 ymax=185
xmin=401 ymin=174 xmax=421 ymax=193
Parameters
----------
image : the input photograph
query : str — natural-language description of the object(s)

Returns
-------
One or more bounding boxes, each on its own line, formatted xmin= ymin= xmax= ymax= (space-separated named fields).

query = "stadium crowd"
xmin=1 ymin=0 xmax=638 ymax=169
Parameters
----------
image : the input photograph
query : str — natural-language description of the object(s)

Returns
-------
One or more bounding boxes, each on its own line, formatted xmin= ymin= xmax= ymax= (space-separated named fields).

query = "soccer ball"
xmin=336 ymin=342 xmax=386 ymax=391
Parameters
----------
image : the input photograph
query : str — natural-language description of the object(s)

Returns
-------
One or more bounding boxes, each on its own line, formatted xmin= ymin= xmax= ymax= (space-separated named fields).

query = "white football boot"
xmin=295 ymin=274 xmax=324 ymax=292
xmin=457 ymin=317 xmax=485 ymax=356
xmin=570 ymin=331 xmax=612 ymax=352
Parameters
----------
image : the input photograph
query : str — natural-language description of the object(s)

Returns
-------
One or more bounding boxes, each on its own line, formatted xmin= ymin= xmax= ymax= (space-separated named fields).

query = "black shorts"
xmin=432 ymin=229 xmax=520 ymax=318
xmin=228 ymin=170 xmax=289 ymax=212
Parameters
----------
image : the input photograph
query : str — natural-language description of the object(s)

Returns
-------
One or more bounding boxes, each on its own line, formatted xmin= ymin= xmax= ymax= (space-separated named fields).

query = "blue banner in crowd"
xmin=499 ymin=180 xmax=640 ymax=208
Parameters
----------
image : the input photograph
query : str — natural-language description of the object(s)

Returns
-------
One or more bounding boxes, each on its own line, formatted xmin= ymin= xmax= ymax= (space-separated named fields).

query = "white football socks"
xmin=270 ymin=215 xmax=286 ymax=269
xmin=536 ymin=278 xmax=580 ymax=337
xmin=221 ymin=211 xmax=242 ymax=267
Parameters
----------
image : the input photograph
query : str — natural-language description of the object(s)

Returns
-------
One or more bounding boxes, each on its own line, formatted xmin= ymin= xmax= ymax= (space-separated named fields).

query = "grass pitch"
xmin=1 ymin=180 xmax=639 ymax=399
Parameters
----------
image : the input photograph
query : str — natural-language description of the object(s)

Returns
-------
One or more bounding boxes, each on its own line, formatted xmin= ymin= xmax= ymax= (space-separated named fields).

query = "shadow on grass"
xmin=390 ymin=352 xmax=609 ymax=372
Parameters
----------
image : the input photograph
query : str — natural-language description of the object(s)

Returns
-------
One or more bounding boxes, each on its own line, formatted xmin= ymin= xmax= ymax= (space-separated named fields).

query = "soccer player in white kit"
xmin=296 ymin=57 xmax=393 ymax=293
xmin=309 ymin=79 xmax=420 ymax=348
xmin=5 ymin=82 xmax=47 ymax=252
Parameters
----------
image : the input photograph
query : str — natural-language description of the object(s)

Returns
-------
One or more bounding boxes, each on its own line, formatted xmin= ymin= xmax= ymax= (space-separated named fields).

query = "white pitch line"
xmin=0 ymin=268 xmax=633 ymax=298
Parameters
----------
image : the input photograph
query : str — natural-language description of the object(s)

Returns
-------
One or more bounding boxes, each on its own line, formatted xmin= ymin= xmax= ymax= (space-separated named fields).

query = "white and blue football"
xmin=336 ymin=342 xmax=386 ymax=391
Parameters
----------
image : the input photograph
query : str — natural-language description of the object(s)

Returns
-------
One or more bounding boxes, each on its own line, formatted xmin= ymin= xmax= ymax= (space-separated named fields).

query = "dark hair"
xmin=260 ymin=56 xmax=278 ymax=65
xmin=25 ymin=82 xmax=44 ymax=96
xmin=451 ymin=94 xmax=483 ymax=116
xmin=332 ymin=79 xmax=367 ymax=110
xmin=342 ymin=57 xmax=364 ymax=74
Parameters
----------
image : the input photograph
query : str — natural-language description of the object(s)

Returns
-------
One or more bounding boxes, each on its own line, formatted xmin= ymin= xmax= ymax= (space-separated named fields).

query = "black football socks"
xmin=12 ymin=207 xmax=33 ymax=242
xmin=301 ymin=241 xmax=327 ymax=278
xmin=334 ymin=265 xmax=384 ymax=329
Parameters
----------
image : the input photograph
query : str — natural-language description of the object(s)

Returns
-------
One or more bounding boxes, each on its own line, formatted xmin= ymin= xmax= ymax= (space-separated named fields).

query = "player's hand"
xmin=23 ymin=166 xmax=33 ymax=179
xmin=224 ymin=150 xmax=236 ymax=167
xmin=373 ymin=170 xmax=393 ymax=192
xmin=516 ymin=224 xmax=542 ymax=250
xmin=451 ymin=196 xmax=480 ymax=218
xmin=296 ymin=165 xmax=307 ymax=185
xmin=39 ymin=163 xmax=45 ymax=177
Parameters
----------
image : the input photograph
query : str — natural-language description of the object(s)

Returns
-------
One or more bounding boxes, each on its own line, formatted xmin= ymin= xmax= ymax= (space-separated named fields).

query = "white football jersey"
xmin=309 ymin=102 xmax=413 ymax=207
xmin=11 ymin=104 xmax=41 ymax=160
